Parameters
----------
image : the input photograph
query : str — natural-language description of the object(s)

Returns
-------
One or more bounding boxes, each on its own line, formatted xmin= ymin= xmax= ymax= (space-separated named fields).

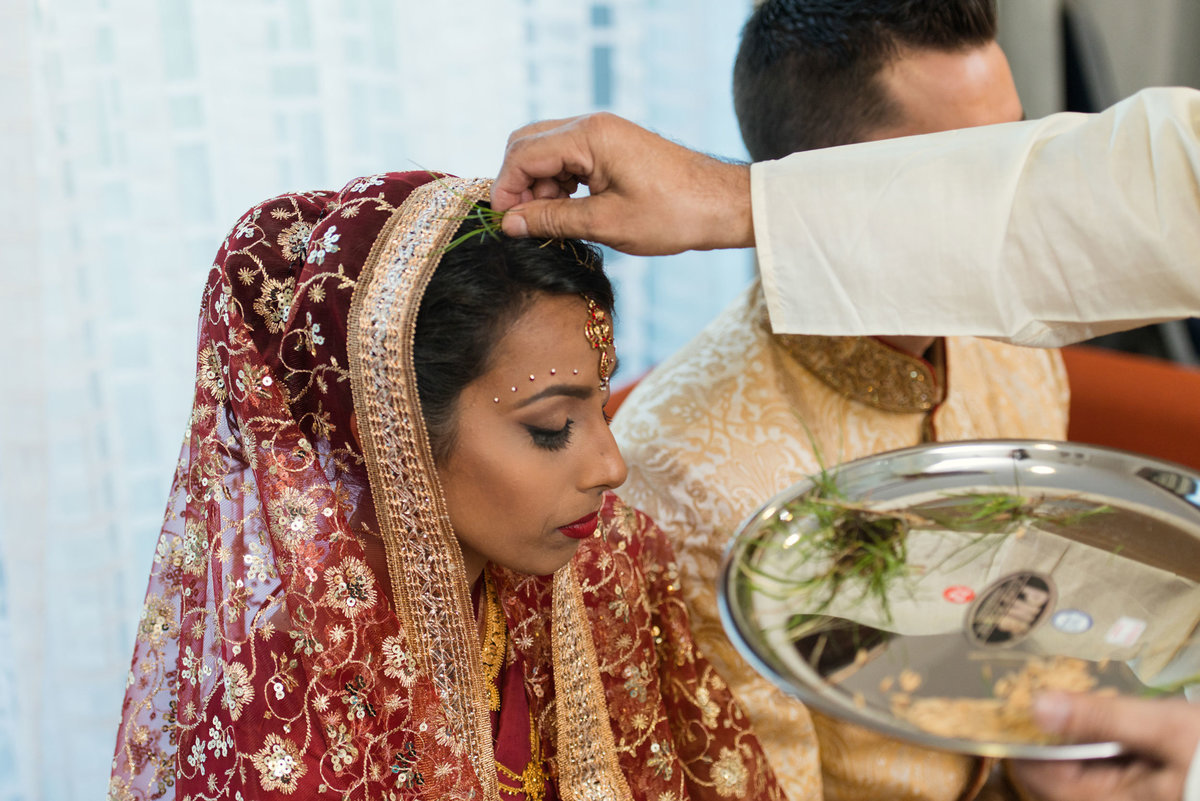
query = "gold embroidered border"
xmin=347 ymin=177 xmax=499 ymax=800
xmin=552 ymin=562 xmax=634 ymax=801
xmin=774 ymin=333 xmax=945 ymax=413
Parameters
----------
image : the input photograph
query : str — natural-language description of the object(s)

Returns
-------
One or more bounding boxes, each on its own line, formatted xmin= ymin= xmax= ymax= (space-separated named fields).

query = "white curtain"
xmin=0 ymin=0 xmax=751 ymax=798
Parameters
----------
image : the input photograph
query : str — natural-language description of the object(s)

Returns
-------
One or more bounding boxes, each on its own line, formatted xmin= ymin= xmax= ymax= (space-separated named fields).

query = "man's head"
xmin=733 ymin=0 xmax=1021 ymax=160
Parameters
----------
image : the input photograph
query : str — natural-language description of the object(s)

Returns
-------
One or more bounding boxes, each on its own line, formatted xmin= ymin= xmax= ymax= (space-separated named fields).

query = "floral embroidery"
xmin=213 ymin=283 xmax=231 ymax=325
xmin=137 ymin=594 xmax=177 ymax=647
xmin=348 ymin=174 xmax=385 ymax=193
xmin=235 ymin=362 xmax=271 ymax=402
xmin=646 ymin=740 xmax=673 ymax=780
xmin=178 ymin=519 xmax=207 ymax=575
xmin=253 ymin=276 xmax=296 ymax=334
xmin=326 ymin=723 xmax=360 ymax=774
xmin=207 ymin=722 xmax=233 ymax=758
xmin=222 ymin=662 xmax=254 ymax=720
xmin=235 ymin=208 xmax=261 ymax=240
xmin=277 ymin=220 xmax=314 ymax=262
xmin=251 ymin=734 xmax=306 ymax=793
xmin=186 ymin=737 xmax=207 ymax=772
xmin=381 ymin=635 xmax=418 ymax=686
xmin=622 ymin=662 xmax=649 ymax=702
xmin=107 ymin=776 xmax=135 ymax=801
xmin=180 ymin=645 xmax=212 ymax=685
xmin=607 ymin=582 xmax=630 ymax=622
xmin=295 ymin=311 xmax=326 ymax=355
xmin=322 ymin=556 xmax=378 ymax=618
xmin=242 ymin=537 xmax=279 ymax=584
xmin=389 ymin=742 xmax=423 ymax=790
xmin=268 ymin=487 xmax=318 ymax=547
xmin=711 ymin=747 xmax=749 ymax=798
xmin=342 ymin=674 xmax=376 ymax=719
xmin=197 ymin=344 xmax=228 ymax=403
xmin=306 ymin=225 xmax=340 ymax=265
xmin=695 ymin=682 xmax=720 ymax=729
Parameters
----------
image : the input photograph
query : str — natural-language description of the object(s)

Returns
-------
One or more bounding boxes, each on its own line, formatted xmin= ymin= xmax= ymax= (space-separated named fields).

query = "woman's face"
xmin=437 ymin=293 xmax=627 ymax=581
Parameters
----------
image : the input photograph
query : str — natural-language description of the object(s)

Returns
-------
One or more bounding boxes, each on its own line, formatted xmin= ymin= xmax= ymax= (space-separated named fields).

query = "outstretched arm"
xmin=494 ymin=88 xmax=1200 ymax=347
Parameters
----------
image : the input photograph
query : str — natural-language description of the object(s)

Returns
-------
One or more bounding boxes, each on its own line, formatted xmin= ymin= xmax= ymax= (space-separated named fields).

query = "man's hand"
xmin=1010 ymin=692 xmax=1200 ymax=801
xmin=491 ymin=113 xmax=753 ymax=256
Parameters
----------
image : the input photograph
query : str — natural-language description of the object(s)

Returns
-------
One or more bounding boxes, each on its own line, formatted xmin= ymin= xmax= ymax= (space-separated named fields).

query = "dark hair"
xmin=732 ymin=0 xmax=997 ymax=159
xmin=414 ymin=216 xmax=611 ymax=463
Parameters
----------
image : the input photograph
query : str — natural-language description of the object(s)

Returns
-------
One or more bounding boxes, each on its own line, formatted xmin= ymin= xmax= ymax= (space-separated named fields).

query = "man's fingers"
xmin=1032 ymin=690 xmax=1180 ymax=757
xmin=501 ymin=196 xmax=597 ymax=243
xmin=493 ymin=120 xmax=598 ymax=212
xmin=1010 ymin=758 xmax=1118 ymax=801
xmin=531 ymin=176 xmax=569 ymax=200
xmin=503 ymin=115 xmax=583 ymax=151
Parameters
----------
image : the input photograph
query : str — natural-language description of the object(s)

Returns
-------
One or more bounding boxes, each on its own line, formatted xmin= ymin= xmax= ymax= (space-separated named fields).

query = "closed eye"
xmin=526 ymin=419 xmax=574 ymax=451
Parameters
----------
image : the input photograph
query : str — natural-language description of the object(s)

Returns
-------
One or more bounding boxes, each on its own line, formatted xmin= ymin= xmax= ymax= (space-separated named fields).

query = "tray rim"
xmin=717 ymin=438 xmax=1200 ymax=760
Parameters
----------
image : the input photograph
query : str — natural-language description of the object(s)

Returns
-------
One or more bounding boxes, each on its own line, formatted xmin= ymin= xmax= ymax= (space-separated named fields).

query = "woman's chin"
xmin=500 ymin=538 xmax=583 ymax=577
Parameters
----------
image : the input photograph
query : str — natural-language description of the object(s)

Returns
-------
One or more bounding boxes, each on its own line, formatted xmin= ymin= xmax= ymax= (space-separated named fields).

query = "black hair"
xmin=733 ymin=0 xmax=997 ymax=159
xmin=414 ymin=215 xmax=611 ymax=463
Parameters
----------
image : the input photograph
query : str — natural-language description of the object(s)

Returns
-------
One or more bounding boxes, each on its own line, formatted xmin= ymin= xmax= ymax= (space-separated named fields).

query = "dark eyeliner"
xmin=526 ymin=419 xmax=574 ymax=451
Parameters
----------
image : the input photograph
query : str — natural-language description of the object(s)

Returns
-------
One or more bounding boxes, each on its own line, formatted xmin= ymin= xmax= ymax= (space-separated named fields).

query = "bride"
xmin=110 ymin=172 xmax=782 ymax=801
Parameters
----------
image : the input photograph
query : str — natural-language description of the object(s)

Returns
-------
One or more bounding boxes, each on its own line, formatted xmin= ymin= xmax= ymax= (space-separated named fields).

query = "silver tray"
xmin=718 ymin=440 xmax=1200 ymax=759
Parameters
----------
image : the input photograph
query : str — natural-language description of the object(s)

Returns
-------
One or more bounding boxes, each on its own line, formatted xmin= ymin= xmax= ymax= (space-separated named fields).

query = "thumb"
xmin=501 ymin=196 xmax=602 ymax=243
xmin=1033 ymin=692 xmax=1172 ymax=757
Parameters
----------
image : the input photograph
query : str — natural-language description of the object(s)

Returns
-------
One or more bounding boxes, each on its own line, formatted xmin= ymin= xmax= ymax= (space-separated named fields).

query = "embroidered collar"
xmin=774 ymin=334 xmax=946 ymax=413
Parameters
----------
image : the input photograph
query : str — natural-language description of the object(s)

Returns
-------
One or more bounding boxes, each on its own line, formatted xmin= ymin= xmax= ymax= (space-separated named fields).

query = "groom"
xmin=613 ymin=2 xmax=1068 ymax=799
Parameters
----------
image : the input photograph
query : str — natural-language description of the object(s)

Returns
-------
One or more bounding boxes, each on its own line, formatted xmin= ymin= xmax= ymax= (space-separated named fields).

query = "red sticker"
xmin=943 ymin=585 xmax=975 ymax=604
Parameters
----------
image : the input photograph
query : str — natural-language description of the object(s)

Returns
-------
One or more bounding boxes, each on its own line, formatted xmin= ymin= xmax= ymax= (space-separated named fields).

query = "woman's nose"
xmin=586 ymin=425 xmax=628 ymax=492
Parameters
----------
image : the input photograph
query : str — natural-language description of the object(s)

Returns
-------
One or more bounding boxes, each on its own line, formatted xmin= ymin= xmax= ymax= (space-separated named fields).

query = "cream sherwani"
xmin=613 ymin=284 xmax=1069 ymax=801
xmin=753 ymin=87 xmax=1200 ymax=347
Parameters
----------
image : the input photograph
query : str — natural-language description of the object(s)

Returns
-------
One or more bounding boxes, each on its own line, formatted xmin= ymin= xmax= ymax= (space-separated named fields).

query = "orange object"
xmin=611 ymin=347 xmax=1200 ymax=472
xmin=606 ymin=373 xmax=645 ymax=415
xmin=1061 ymin=345 xmax=1200 ymax=471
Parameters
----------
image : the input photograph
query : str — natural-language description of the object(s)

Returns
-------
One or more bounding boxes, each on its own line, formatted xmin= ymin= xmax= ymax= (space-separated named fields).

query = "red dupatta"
xmin=110 ymin=172 xmax=783 ymax=801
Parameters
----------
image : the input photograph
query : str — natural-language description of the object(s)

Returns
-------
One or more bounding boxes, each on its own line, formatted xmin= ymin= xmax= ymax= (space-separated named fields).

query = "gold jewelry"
xmin=583 ymin=298 xmax=615 ymax=389
xmin=480 ymin=573 xmax=506 ymax=712
xmin=496 ymin=713 xmax=545 ymax=801
xmin=480 ymin=573 xmax=546 ymax=801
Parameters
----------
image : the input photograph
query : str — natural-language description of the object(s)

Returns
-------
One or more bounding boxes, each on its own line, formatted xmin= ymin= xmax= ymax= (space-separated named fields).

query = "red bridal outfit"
xmin=111 ymin=172 xmax=784 ymax=801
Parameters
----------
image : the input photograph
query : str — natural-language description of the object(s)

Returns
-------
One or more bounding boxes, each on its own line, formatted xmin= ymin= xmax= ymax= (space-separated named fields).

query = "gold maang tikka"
xmin=583 ymin=298 xmax=615 ymax=390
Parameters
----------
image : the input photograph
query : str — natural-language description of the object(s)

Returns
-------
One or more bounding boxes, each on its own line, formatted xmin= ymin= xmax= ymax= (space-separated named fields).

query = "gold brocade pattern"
xmin=775 ymin=332 xmax=945 ymax=413
xmin=614 ymin=282 xmax=1070 ymax=801
xmin=552 ymin=563 xmax=636 ymax=801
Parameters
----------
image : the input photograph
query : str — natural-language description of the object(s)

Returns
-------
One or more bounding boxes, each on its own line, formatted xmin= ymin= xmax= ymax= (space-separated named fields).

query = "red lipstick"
xmin=558 ymin=511 xmax=599 ymax=539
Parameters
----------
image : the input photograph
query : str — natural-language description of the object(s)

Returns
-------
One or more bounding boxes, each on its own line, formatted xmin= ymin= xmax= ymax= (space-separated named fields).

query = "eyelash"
xmin=526 ymin=419 xmax=574 ymax=451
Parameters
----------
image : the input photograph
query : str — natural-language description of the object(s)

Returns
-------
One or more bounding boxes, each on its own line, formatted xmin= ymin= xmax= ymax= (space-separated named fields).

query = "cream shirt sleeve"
xmin=753 ymin=87 xmax=1200 ymax=348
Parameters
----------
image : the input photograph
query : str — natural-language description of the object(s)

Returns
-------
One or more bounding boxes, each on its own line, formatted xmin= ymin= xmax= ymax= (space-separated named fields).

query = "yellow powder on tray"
xmin=891 ymin=656 xmax=1098 ymax=743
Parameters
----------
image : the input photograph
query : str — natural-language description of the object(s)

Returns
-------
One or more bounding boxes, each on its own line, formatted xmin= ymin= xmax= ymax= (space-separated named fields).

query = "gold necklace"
xmin=480 ymin=574 xmax=545 ymax=801
xmin=495 ymin=714 xmax=545 ymax=801
xmin=480 ymin=573 xmax=506 ymax=713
